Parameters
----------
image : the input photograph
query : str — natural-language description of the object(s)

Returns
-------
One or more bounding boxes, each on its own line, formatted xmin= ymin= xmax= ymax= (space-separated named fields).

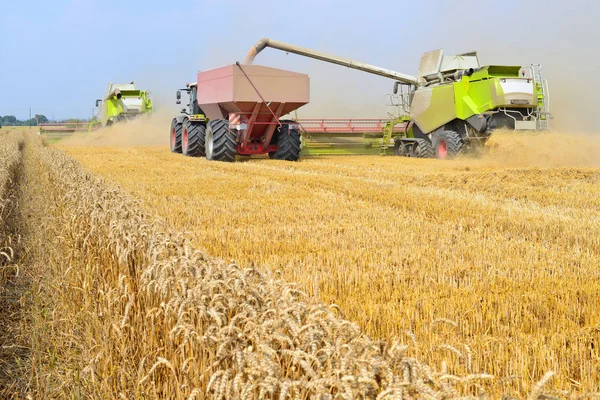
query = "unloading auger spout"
xmin=243 ymin=38 xmax=418 ymax=86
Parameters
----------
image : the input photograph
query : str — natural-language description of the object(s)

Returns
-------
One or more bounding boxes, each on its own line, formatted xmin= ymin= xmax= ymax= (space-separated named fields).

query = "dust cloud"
xmin=61 ymin=110 xmax=172 ymax=147
xmin=476 ymin=129 xmax=600 ymax=168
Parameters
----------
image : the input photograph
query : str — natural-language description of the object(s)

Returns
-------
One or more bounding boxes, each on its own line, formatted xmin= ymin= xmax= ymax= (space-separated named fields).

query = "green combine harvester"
xmin=93 ymin=82 xmax=153 ymax=129
xmin=244 ymin=39 xmax=550 ymax=159
xmin=39 ymin=82 xmax=153 ymax=137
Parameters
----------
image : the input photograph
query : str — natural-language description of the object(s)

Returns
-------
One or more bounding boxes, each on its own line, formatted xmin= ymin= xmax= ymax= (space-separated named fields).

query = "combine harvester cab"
xmin=94 ymin=82 xmax=153 ymax=128
xmin=244 ymin=39 xmax=551 ymax=159
xmin=170 ymin=63 xmax=309 ymax=162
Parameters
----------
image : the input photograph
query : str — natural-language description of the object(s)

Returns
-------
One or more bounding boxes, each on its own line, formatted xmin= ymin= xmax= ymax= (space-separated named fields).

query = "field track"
xmin=62 ymin=140 xmax=600 ymax=396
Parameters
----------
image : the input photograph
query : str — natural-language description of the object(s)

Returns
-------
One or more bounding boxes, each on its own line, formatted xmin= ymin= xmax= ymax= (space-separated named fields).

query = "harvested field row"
xmin=61 ymin=132 xmax=600 ymax=397
xmin=0 ymin=132 xmax=27 ymax=397
xmin=0 ymin=131 xmax=547 ymax=398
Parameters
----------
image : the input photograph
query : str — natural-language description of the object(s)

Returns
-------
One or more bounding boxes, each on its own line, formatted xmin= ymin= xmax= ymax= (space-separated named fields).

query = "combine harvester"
xmin=245 ymin=39 xmax=550 ymax=159
xmin=40 ymin=82 xmax=153 ymax=138
xmin=170 ymin=38 xmax=549 ymax=162
xmin=93 ymin=82 xmax=153 ymax=128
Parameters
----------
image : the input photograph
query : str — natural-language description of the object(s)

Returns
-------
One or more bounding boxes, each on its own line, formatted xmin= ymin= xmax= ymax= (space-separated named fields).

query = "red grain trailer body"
xmin=171 ymin=63 xmax=309 ymax=162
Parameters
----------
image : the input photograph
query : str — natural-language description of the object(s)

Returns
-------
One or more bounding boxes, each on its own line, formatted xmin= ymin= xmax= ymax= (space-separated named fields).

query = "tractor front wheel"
xmin=182 ymin=119 xmax=206 ymax=157
xmin=432 ymin=130 xmax=463 ymax=159
xmin=205 ymin=119 xmax=237 ymax=162
xmin=170 ymin=118 xmax=183 ymax=153
xmin=270 ymin=122 xmax=301 ymax=161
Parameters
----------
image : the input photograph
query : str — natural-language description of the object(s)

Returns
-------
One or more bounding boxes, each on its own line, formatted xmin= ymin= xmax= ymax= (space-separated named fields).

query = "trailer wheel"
xmin=270 ymin=122 xmax=301 ymax=161
xmin=182 ymin=120 xmax=206 ymax=157
xmin=206 ymin=119 xmax=237 ymax=162
xmin=170 ymin=118 xmax=183 ymax=153
xmin=432 ymin=130 xmax=463 ymax=159
xmin=411 ymin=138 xmax=434 ymax=158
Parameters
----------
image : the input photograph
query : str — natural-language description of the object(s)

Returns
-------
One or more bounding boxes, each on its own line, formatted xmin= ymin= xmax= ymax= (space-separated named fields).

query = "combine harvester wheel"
xmin=394 ymin=141 xmax=407 ymax=156
xmin=170 ymin=118 xmax=183 ymax=153
xmin=411 ymin=139 xmax=434 ymax=158
xmin=270 ymin=121 xmax=301 ymax=161
xmin=206 ymin=120 xmax=237 ymax=162
xmin=182 ymin=119 xmax=206 ymax=157
xmin=431 ymin=130 xmax=463 ymax=159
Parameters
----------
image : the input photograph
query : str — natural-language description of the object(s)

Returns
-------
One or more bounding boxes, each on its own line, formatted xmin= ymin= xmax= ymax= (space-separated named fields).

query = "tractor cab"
xmin=176 ymin=83 xmax=206 ymax=119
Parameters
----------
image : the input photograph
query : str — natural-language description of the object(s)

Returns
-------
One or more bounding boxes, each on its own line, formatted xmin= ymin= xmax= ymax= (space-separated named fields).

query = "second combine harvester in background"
xmin=38 ymin=82 xmax=154 ymax=136
xmin=93 ymin=82 xmax=153 ymax=128
xmin=171 ymin=38 xmax=549 ymax=162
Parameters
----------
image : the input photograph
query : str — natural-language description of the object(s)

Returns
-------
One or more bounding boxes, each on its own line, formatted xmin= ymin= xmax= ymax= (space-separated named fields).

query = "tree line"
xmin=0 ymin=115 xmax=89 ymax=127
xmin=0 ymin=114 xmax=49 ymax=126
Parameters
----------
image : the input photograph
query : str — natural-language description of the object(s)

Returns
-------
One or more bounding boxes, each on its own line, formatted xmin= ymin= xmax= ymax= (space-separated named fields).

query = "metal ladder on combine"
xmin=379 ymin=93 xmax=411 ymax=155
xmin=379 ymin=121 xmax=394 ymax=155
xmin=530 ymin=64 xmax=550 ymax=130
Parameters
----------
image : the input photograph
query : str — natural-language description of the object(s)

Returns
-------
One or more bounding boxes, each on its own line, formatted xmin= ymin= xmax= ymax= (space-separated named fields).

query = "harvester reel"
xmin=182 ymin=120 xmax=206 ymax=157
xmin=205 ymin=119 xmax=237 ymax=162
xmin=431 ymin=130 xmax=463 ymax=159
xmin=269 ymin=122 xmax=301 ymax=161
xmin=170 ymin=118 xmax=183 ymax=153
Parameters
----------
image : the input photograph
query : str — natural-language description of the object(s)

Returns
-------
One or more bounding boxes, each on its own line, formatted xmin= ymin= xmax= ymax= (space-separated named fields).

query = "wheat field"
xmin=0 ymin=127 xmax=598 ymax=398
xmin=56 ymin=130 xmax=600 ymax=397
xmin=0 ymin=130 xmax=509 ymax=399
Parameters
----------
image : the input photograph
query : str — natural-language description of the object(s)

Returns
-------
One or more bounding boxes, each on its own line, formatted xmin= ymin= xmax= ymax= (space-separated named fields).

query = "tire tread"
xmin=170 ymin=118 xmax=183 ymax=153
xmin=208 ymin=120 xmax=237 ymax=162
xmin=183 ymin=120 xmax=206 ymax=157
xmin=432 ymin=130 xmax=463 ymax=159
xmin=270 ymin=122 xmax=301 ymax=161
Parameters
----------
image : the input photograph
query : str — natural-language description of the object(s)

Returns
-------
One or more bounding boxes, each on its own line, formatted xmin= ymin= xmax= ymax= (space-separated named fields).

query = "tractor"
xmin=170 ymin=63 xmax=309 ymax=162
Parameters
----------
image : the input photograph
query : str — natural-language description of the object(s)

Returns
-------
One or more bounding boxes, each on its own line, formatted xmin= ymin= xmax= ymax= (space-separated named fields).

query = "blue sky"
xmin=1 ymin=0 xmax=598 ymax=131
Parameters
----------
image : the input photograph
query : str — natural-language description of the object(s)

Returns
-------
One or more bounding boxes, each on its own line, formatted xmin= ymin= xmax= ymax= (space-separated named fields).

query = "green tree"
xmin=35 ymin=114 xmax=49 ymax=124
xmin=0 ymin=115 xmax=18 ymax=126
xmin=0 ymin=114 xmax=49 ymax=126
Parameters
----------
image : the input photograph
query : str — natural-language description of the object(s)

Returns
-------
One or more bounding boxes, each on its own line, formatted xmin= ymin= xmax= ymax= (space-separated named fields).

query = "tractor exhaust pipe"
xmin=244 ymin=38 xmax=418 ymax=86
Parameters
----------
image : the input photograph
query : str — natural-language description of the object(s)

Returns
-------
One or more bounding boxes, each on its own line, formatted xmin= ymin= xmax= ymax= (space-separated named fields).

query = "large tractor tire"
xmin=411 ymin=138 xmax=434 ymax=158
xmin=432 ymin=130 xmax=463 ymax=159
xmin=270 ymin=122 xmax=301 ymax=161
xmin=170 ymin=118 xmax=183 ymax=153
xmin=182 ymin=119 xmax=206 ymax=157
xmin=205 ymin=119 xmax=237 ymax=162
